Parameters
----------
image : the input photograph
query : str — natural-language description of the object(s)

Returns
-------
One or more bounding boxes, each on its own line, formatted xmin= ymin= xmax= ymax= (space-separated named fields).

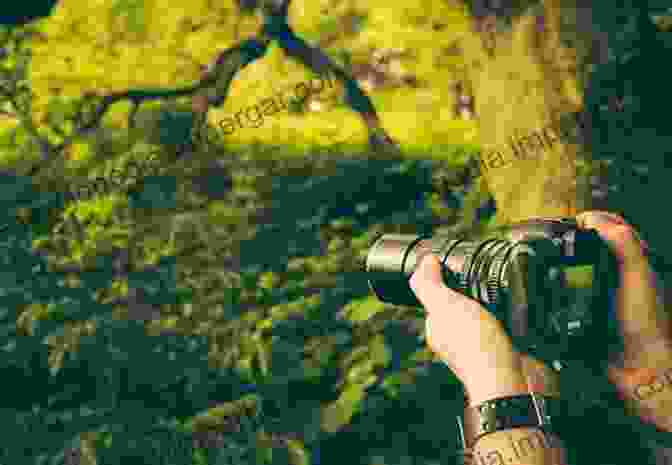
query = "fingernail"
xmin=421 ymin=253 xmax=438 ymax=269
xmin=413 ymin=254 xmax=439 ymax=286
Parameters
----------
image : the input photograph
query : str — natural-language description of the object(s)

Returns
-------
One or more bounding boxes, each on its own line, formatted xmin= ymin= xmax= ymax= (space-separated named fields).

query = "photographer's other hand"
xmin=576 ymin=211 xmax=672 ymax=366
xmin=576 ymin=210 xmax=672 ymax=430
xmin=410 ymin=253 xmax=558 ymax=406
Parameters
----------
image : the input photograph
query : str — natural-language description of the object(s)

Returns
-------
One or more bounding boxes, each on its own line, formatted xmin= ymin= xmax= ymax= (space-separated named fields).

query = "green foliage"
xmin=2 ymin=3 xmax=668 ymax=465
xmin=110 ymin=0 xmax=147 ymax=37
xmin=0 ymin=134 xmax=485 ymax=464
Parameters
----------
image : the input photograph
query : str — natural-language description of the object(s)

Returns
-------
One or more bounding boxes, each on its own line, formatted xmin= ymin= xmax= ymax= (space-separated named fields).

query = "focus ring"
xmin=452 ymin=241 xmax=480 ymax=295
xmin=486 ymin=251 xmax=509 ymax=305
xmin=471 ymin=240 xmax=506 ymax=303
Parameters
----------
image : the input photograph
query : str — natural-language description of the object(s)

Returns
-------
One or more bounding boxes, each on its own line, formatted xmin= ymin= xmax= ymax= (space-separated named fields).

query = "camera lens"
xmin=366 ymin=234 xmax=428 ymax=306
xmin=366 ymin=233 xmax=514 ymax=308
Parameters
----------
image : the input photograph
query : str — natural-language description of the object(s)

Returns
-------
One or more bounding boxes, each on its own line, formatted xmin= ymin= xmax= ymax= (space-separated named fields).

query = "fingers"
xmin=409 ymin=253 xmax=464 ymax=312
xmin=579 ymin=211 xmax=671 ymax=365
xmin=576 ymin=210 xmax=626 ymax=229
xmin=576 ymin=210 xmax=649 ymax=264
xmin=409 ymin=253 xmax=443 ymax=304
xmin=413 ymin=255 xmax=529 ymax=394
xmin=411 ymin=253 xmax=443 ymax=287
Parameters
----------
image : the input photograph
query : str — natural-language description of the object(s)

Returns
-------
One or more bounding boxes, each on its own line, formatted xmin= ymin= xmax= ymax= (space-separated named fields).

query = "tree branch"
xmin=25 ymin=0 xmax=400 ymax=176
xmin=260 ymin=0 xmax=400 ymax=155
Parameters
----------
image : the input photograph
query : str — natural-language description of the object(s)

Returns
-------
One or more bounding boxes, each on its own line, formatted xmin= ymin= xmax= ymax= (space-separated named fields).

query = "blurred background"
xmin=0 ymin=0 xmax=670 ymax=464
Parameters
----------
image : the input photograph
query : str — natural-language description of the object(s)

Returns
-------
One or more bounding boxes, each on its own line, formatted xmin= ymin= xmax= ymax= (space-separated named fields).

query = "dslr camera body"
xmin=366 ymin=218 xmax=621 ymax=367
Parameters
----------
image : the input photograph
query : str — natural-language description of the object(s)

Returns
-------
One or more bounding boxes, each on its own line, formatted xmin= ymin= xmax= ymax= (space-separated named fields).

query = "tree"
xmin=458 ymin=0 xmax=672 ymax=258
xmin=18 ymin=0 xmax=400 ymax=181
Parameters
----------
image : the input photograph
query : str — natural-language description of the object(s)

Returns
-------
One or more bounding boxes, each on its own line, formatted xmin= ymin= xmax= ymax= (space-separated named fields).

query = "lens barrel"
xmin=366 ymin=233 xmax=516 ymax=309
xmin=366 ymin=233 xmax=469 ymax=307
xmin=366 ymin=234 xmax=427 ymax=307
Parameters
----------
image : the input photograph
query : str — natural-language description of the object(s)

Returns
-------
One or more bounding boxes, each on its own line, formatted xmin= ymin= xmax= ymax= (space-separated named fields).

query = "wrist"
xmin=468 ymin=428 xmax=567 ymax=465
xmin=610 ymin=364 xmax=672 ymax=432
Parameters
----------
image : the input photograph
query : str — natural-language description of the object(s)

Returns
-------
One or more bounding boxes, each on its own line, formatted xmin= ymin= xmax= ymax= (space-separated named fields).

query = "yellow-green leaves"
xmin=236 ymin=356 xmax=255 ymax=382
xmin=269 ymin=293 xmax=321 ymax=320
xmin=380 ymin=371 xmax=415 ymax=399
xmin=320 ymin=382 xmax=367 ymax=433
xmin=258 ymin=271 xmax=281 ymax=290
xmin=208 ymin=200 xmax=245 ymax=227
xmin=189 ymin=392 xmax=260 ymax=431
xmin=340 ymin=295 xmax=386 ymax=322
xmin=369 ymin=334 xmax=392 ymax=367
xmin=65 ymin=138 xmax=95 ymax=162
xmin=285 ymin=438 xmax=311 ymax=465
xmin=255 ymin=338 xmax=270 ymax=377
xmin=346 ymin=358 xmax=376 ymax=384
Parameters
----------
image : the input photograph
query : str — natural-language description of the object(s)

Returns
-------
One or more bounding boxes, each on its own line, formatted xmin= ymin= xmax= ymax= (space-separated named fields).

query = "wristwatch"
xmin=456 ymin=392 xmax=562 ymax=450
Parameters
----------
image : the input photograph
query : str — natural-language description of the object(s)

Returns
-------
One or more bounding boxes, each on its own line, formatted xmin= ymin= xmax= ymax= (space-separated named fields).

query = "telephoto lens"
xmin=365 ymin=233 xmax=515 ymax=309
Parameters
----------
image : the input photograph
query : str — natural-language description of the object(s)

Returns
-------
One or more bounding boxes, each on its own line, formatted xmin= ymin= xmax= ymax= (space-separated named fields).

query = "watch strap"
xmin=457 ymin=393 xmax=559 ymax=450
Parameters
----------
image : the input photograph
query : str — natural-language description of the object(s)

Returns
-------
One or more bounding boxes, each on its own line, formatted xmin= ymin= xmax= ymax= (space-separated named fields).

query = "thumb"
xmin=410 ymin=253 xmax=460 ymax=305
xmin=412 ymin=253 xmax=443 ymax=286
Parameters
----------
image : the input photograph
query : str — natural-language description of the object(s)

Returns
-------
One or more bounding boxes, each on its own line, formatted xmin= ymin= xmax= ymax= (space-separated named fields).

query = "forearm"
xmin=610 ymin=254 xmax=672 ymax=465
xmin=613 ymin=363 xmax=672 ymax=465
xmin=467 ymin=427 xmax=567 ymax=465
xmin=616 ymin=259 xmax=672 ymax=352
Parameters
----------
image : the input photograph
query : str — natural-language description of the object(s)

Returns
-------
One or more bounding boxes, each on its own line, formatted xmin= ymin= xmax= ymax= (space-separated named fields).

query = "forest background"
xmin=0 ymin=0 xmax=671 ymax=464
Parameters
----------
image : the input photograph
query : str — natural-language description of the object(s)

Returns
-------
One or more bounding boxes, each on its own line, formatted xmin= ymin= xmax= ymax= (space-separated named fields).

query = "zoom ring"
xmin=452 ymin=241 xmax=481 ymax=296
xmin=486 ymin=251 xmax=510 ymax=305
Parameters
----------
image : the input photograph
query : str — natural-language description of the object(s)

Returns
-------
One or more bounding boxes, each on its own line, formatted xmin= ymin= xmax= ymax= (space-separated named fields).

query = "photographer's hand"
xmin=410 ymin=254 xmax=568 ymax=465
xmin=409 ymin=253 xmax=558 ymax=406
xmin=576 ymin=210 xmax=672 ymax=432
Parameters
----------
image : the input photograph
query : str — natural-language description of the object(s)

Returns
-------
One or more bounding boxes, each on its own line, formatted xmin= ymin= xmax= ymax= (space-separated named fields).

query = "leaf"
xmin=340 ymin=295 xmax=386 ymax=322
xmin=286 ymin=438 xmax=310 ymax=465
xmin=380 ymin=372 xmax=412 ymax=399
xmin=192 ymin=393 xmax=261 ymax=431
xmin=345 ymin=358 xmax=374 ymax=384
xmin=368 ymin=334 xmax=391 ymax=368
xmin=255 ymin=339 xmax=269 ymax=378
xmin=320 ymin=383 xmax=366 ymax=433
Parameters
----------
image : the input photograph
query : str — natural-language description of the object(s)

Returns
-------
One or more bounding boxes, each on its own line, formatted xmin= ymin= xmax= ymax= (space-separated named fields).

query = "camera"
xmin=365 ymin=218 xmax=621 ymax=366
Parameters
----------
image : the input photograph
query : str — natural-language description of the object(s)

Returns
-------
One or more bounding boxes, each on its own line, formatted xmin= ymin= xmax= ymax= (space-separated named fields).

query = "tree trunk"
xmin=459 ymin=0 xmax=672 ymax=277
xmin=456 ymin=1 xmax=672 ymax=427
xmin=459 ymin=0 xmax=599 ymax=224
